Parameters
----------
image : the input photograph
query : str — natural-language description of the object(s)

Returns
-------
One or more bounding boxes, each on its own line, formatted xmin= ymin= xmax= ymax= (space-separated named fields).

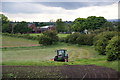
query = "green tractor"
xmin=54 ymin=49 xmax=68 ymax=62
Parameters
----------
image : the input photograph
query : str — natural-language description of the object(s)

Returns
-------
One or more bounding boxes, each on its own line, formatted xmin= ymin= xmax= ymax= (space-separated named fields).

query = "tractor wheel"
xmin=54 ymin=56 xmax=58 ymax=61
xmin=65 ymin=59 xmax=68 ymax=62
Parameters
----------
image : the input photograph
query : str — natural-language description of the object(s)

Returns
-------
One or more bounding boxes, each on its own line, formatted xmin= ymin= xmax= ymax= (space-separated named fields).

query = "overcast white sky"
xmin=1 ymin=0 xmax=119 ymax=22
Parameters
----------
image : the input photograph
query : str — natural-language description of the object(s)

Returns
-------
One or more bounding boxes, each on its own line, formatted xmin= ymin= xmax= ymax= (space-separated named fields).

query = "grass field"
xmin=2 ymin=36 xmax=39 ymax=47
xmin=1 ymin=35 xmax=119 ymax=71
xmin=29 ymin=33 xmax=70 ymax=38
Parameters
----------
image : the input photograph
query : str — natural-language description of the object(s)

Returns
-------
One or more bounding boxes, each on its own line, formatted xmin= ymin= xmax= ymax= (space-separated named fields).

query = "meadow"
xmin=2 ymin=36 xmax=119 ymax=71
xmin=2 ymin=36 xmax=39 ymax=47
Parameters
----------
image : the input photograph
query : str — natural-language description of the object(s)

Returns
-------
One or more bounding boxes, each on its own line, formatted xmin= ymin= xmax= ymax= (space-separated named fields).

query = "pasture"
xmin=2 ymin=36 xmax=119 ymax=71
xmin=2 ymin=35 xmax=119 ymax=78
xmin=2 ymin=36 xmax=39 ymax=47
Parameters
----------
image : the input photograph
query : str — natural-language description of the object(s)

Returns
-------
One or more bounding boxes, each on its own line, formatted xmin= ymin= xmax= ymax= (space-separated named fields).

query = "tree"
xmin=86 ymin=16 xmax=107 ymax=30
xmin=55 ymin=19 xmax=65 ymax=32
xmin=14 ymin=21 xmax=32 ymax=33
xmin=74 ymin=18 xmax=86 ymax=24
xmin=39 ymin=30 xmax=59 ymax=45
xmin=72 ymin=22 xmax=83 ymax=32
xmin=72 ymin=18 xmax=87 ymax=32
xmin=1 ymin=14 xmax=12 ymax=33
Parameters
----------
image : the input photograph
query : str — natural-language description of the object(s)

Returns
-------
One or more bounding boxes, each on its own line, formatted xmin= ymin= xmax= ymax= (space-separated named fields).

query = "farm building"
xmin=28 ymin=23 xmax=55 ymax=33
xmin=39 ymin=25 xmax=55 ymax=33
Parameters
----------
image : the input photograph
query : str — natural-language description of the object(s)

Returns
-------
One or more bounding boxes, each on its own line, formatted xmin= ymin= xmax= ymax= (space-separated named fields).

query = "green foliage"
xmin=67 ymin=32 xmax=80 ymax=44
xmin=94 ymin=31 xmax=118 ymax=42
xmin=72 ymin=18 xmax=86 ymax=32
xmin=76 ymin=34 xmax=86 ymax=45
xmin=39 ymin=35 xmax=53 ymax=45
xmin=72 ymin=22 xmax=83 ymax=32
xmin=71 ymin=16 xmax=107 ymax=32
xmin=1 ymin=14 xmax=12 ymax=33
xmin=39 ymin=30 xmax=59 ymax=45
xmin=94 ymin=37 xmax=108 ymax=55
xmin=62 ymin=33 xmax=95 ymax=45
xmin=94 ymin=31 xmax=118 ymax=55
xmin=86 ymin=16 xmax=107 ymax=30
xmin=55 ymin=19 xmax=65 ymax=32
xmin=14 ymin=21 xmax=32 ymax=33
xmin=1 ymin=14 xmax=9 ymax=24
xmin=76 ymin=34 xmax=95 ymax=45
xmin=106 ymin=36 xmax=120 ymax=61
xmin=74 ymin=18 xmax=86 ymax=23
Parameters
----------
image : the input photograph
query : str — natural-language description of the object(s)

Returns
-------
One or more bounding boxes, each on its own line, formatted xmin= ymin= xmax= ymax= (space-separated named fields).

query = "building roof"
xmin=40 ymin=25 xmax=54 ymax=29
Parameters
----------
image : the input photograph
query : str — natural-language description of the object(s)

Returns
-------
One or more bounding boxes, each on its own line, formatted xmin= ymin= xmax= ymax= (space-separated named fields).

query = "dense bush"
xmin=76 ymin=34 xmax=87 ymax=45
xmin=94 ymin=37 xmax=108 ymax=55
xmin=59 ymin=37 xmax=66 ymax=42
xmin=106 ymin=36 xmax=120 ymax=61
xmin=64 ymin=35 xmax=71 ymax=43
xmin=76 ymin=34 xmax=95 ymax=45
xmin=67 ymin=32 xmax=80 ymax=44
xmin=39 ymin=35 xmax=53 ymax=45
xmin=84 ymin=34 xmax=95 ymax=45
xmin=61 ymin=32 xmax=95 ymax=45
xmin=94 ymin=31 xmax=118 ymax=55
xmin=93 ymin=31 xmax=118 ymax=42
xmin=43 ymin=30 xmax=58 ymax=42
xmin=39 ymin=30 xmax=59 ymax=45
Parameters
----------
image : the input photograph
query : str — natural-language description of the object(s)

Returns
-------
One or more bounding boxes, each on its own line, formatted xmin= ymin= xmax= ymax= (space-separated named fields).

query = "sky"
xmin=1 ymin=0 xmax=120 ymax=22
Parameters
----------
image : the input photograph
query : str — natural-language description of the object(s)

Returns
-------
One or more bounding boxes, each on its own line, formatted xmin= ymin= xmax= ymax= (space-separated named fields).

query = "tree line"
xmin=1 ymin=14 xmax=118 ymax=34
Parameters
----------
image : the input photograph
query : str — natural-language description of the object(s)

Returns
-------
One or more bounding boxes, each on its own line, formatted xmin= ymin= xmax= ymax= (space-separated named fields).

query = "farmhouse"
xmin=39 ymin=25 xmax=55 ymax=33
xmin=28 ymin=23 xmax=55 ymax=33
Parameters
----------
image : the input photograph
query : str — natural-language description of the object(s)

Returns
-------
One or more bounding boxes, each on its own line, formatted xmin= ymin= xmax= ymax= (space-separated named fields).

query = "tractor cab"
xmin=54 ymin=49 xmax=68 ymax=62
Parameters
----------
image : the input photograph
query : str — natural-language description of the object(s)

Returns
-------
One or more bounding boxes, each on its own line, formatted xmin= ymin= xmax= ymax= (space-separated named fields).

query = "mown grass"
xmin=2 ymin=36 xmax=39 ymax=47
xmin=2 ymin=42 xmax=119 ymax=71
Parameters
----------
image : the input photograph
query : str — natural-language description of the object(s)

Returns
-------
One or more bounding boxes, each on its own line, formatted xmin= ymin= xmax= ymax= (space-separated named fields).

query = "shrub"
xmin=64 ymin=35 xmax=71 ymax=43
xmin=94 ymin=31 xmax=118 ymax=42
xmin=94 ymin=31 xmax=118 ymax=55
xmin=63 ymin=33 xmax=95 ymax=45
xmin=94 ymin=37 xmax=108 ymax=55
xmin=39 ymin=35 xmax=53 ymax=45
xmin=43 ymin=30 xmax=58 ymax=42
xmin=39 ymin=30 xmax=59 ymax=45
xmin=84 ymin=34 xmax=95 ymax=45
xmin=76 ymin=34 xmax=95 ymax=45
xmin=59 ymin=37 xmax=66 ymax=42
xmin=67 ymin=32 xmax=80 ymax=44
xmin=106 ymin=36 xmax=120 ymax=61
xmin=76 ymin=34 xmax=86 ymax=45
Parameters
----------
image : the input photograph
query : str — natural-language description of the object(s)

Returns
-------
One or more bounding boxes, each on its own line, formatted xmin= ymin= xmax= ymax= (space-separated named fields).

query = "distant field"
xmin=2 ymin=36 xmax=39 ymax=47
xmin=29 ymin=33 xmax=70 ymax=38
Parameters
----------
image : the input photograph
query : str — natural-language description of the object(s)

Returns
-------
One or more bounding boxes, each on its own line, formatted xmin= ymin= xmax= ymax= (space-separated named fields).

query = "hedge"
xmin=106 ymin=36 xmax=120 ymax=61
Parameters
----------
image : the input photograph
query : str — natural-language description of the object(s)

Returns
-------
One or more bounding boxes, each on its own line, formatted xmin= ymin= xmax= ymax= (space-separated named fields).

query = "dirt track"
xmin=2 ymin=65 xmax=120 ymax=79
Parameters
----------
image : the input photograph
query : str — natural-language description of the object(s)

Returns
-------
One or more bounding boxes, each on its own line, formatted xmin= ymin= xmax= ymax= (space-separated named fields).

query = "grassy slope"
xmin=2 ymin=42 xmax=119 ymax=71
xmin=2 ymin=36 xmax=39 ymax=47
